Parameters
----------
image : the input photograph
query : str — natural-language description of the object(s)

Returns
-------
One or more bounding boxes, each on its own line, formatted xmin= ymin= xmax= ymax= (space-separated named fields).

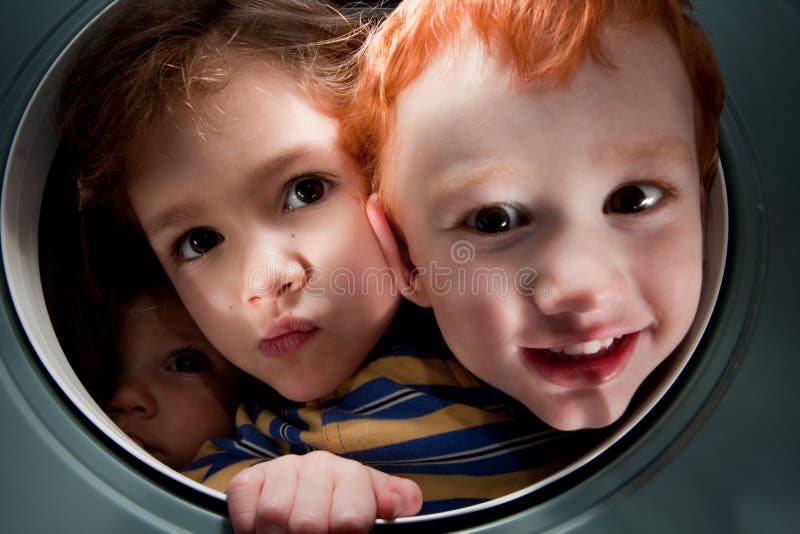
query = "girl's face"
xmin=127 ymin=62 xmax=399 ymax=402
xmin=106 ymin=290 xmax=241 ymax=469
xmin=380 ymin=26 xmax=704 ymax=430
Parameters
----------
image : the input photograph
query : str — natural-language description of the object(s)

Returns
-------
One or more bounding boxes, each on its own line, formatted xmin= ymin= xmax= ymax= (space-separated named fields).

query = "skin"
xmin=371 ymin=25 xmax=705 ymax=430
xmin=126 ymin=60 xmax=420 ymax=531
xmin=127 ymin=61 xmax=400 ymax=403
xmin=227 ymin=451 xmax=422 ymax=534
xmin=106 ymin=289 xmax=241 ymax=469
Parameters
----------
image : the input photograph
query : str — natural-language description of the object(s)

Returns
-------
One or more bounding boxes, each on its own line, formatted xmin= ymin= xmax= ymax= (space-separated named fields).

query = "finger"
xmin=329 ymin=461 xmax=377 ymax=533
xmin=227 ymin=466 xmax=266 ymax=534
xmin=371 ymin=470 xmax=423 ymax=519
xmin=287 ymin=455 xmax=334 ymax=533
xmin=254 ymin=462 xmax=298 ymax=534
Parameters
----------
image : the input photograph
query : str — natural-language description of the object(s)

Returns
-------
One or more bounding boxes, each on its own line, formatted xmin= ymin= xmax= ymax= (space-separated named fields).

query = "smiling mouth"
xmin=522 ymin=332 xmax=640 ymax=387
xmin=542 ymin=336 xmax=620 ymax=359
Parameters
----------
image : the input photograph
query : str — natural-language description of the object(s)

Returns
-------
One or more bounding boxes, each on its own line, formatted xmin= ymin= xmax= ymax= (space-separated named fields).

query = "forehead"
xmin=158 ymin=60 xmax=319 ymax=145
xmin=119 ymin=292 xmax=202 ymax=347
xmin=387 ymin=23 xmax=695 ymax=178
xmin=395 ymin=24 xmax=692 ymax=143
xmin=122 ymin=292 xmax=185 ymax=326
xmin=127 ymin=60 xmax=343 ymax=201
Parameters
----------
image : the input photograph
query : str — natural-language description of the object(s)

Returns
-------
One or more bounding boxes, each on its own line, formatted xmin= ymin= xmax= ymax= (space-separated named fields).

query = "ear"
xmin=699 ymin=151 xmax=720 ymax=265
xmin=701 ymin=150 xmax=719 ymax=219
xmin=365 ymin=194 xmax=431 ymax=307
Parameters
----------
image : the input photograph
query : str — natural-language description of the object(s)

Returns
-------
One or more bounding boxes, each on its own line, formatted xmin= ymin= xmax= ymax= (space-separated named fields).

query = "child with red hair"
xmin=346 ymin=0 xmax=724 ymax=430
xmin=59 ymin=0 xmax=592 ymax=529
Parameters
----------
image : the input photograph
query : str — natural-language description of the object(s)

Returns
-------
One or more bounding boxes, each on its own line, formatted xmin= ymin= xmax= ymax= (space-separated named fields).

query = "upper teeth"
xmin=548 ymin=337 xmax=616 ymax=355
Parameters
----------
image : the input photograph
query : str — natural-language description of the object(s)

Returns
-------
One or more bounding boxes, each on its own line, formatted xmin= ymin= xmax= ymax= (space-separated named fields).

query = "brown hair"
xmin=343 ymin=0 xmax=725 ymax=217
xmin=58 ymin=0 xmax=371 ymax=211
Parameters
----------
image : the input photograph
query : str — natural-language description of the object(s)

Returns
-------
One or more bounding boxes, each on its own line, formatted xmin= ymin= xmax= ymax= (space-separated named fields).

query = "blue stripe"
xmin=344 ymin=423 xmax=566 ymax=476
xmin=186 ymin=346 xmax=588 ymax=508
xmin=327 ymin=378 xmax=455 ymax=421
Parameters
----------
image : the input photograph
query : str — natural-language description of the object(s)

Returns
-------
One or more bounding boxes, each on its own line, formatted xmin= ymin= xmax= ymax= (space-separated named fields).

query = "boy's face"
xmin=107 ymin=291 xmax=240 ymax=469
xmin=381 ymin=26 xmax=704 ymax=430
xmin=128 ymin=62 xmax=398 ymax=402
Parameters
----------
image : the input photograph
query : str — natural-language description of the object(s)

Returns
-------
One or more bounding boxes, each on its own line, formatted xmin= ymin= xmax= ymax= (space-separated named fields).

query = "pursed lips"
xmin=259 ymin=316 xmax=318 ymax=357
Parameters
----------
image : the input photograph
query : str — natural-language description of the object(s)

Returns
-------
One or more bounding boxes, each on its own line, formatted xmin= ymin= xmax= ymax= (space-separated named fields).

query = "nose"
xmin=532 ymin=225 xmax=627 ymax=316
xmin=242 ymin=236 xmax=307 ymax=303
xmin=106 ymin=377 xmax=156 ymax=420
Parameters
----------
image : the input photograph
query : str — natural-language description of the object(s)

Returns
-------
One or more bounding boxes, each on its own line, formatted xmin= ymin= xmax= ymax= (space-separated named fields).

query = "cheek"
xmin=313 ymin=207 xmax=389 ymax=276
xmin=637 ymin=223 xmax=704 ymax=340
xmin=175 ymin=389 xmax=233 ymax=431
xmin=430 ymin=290 xmax=513 ymax=364
xmin=172 ymin=279 xmax=234 ymax=339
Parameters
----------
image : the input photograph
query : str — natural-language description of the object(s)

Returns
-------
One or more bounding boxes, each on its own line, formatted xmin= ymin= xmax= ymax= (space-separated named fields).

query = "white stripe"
xmin=372 ymin=430 xmax=562 ymax=466
xmin=236 ymin=439 xmax=279 ymax=459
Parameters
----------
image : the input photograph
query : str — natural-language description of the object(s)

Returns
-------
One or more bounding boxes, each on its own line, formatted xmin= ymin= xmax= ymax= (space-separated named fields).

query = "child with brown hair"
xmin=59 ymin=0 xmax=587 ymax=530
xmin=107 ymin=279 xmax=243 ymax=470
xmin=345 ymin=0 xmax=724 ymax=431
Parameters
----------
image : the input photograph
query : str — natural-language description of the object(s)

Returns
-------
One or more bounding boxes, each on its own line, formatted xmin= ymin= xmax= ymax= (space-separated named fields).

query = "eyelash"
xmin=165 ymin=347 xmax=211 ymax=373
xmin=169 ymin=227 xmax=219 ymax=263
xmin=605 ymin=179 xmax=680 ymax=214
xmin=455 ymin=201 xmax=531 ymax=233
xmin=450 ymin=179 xmax=679 ymax=234
xmin=167 ymin=172 xmax=336 ymax=263
xmin=282 ymin=172 xmax=335 ymax=213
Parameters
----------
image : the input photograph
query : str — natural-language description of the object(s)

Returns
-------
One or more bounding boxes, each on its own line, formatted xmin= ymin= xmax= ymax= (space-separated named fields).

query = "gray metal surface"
xmin=1 ymin=1 xmax=798 ymax=532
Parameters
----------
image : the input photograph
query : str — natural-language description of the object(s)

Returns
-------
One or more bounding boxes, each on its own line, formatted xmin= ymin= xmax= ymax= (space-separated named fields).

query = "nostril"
xmin=106 ymin=402 xmax=149 ymax=417
xmin=280 ymin=280 xmax=297 ymax=295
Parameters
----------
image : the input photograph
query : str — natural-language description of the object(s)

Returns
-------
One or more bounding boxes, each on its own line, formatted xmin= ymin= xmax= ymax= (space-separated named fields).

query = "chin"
xmin=532 ymin=392 xmax=632 ymax=431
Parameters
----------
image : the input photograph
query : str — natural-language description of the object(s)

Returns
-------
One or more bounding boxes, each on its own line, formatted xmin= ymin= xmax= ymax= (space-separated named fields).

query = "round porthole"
xmin=1 ymin=0 xmax=784 ymax=532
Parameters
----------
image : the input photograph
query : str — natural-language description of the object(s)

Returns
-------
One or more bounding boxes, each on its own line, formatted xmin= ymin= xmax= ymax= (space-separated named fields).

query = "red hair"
xmin=343 ymin=0 xmax=724 ymax=215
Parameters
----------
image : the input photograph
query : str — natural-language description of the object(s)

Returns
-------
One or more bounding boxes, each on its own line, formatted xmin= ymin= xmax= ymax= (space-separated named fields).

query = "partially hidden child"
xmin=58 ymin=0 xmax=594 ymax=531
xmin=106 ymin=277 xmax=242 ymax=470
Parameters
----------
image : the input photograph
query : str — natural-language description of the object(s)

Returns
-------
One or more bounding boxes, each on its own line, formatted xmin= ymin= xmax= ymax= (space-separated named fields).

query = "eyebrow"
xmin=143 ymin=202 xmax=202 ymax=241
xmin=142 ymin=145 xmax=320 ymax=240
xmin=428 ymin=163 xmax=516 ymax=208
xmin=244 ymin=145 xmax=319 ymax=187
xmin=592 ymin=135 xmax=695 ymax=168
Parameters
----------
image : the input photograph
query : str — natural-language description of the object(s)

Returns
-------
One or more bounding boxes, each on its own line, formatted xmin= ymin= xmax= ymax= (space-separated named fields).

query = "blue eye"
xmin=465 ymin=204 xmax=525 ymax=234
xmin=166 ymin=350 xmax=210 ymax=373
xmin=284 ymin=175 xmax=331 ymax=211
xmin=605 ymin=184 xmax=664 ymax=214
xmin=177 ymin=228 xmax=223 ymax=260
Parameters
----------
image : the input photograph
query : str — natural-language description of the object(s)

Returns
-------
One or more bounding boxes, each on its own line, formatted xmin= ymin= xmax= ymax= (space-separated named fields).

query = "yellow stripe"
xmin=334 ymin=356 xmax=480 ymax=393
xmin=193 ymin=459 xmax=266 ymax=492
xmin=400 ymin=466 xmax=562 ymax=502
xmin=314 ymin=403 xmax=510 ymax=453
xmin=181 ymin=465 xmax=210 ymax=485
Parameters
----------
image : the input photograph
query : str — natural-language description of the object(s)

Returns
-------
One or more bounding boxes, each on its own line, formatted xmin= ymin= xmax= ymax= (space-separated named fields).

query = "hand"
xmin=226 ymin=451 xmax=423 ymax=533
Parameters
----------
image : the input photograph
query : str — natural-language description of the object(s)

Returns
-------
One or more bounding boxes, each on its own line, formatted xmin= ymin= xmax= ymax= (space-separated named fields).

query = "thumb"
xmin=369 ymin=469 xmax=423 ymax=519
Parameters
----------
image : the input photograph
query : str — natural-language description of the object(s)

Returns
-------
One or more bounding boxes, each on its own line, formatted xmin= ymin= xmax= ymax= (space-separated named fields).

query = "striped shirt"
xmin=183 ymin=345 xmax=595 ymax=513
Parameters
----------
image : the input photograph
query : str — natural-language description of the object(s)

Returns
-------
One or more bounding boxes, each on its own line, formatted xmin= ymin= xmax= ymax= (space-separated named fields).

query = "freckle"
xmin=228 ymin=305 xmax=233 ymax=310
xmin=291 ymin=233 xmax=296 ymax=238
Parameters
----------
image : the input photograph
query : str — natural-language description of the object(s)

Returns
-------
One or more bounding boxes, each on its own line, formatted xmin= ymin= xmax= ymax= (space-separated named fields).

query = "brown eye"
xmin=285 ymin=175 xmax=331 ymax=210
xmin=465 ymin=205 xmax=524 ymax=234
xmin=605 ymin=184 xmax=664 ymax=214
xmin=178 ymin=228 xmax=223 ymax=260
xmin=167 ymin=350 xmax=210 ymax=373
